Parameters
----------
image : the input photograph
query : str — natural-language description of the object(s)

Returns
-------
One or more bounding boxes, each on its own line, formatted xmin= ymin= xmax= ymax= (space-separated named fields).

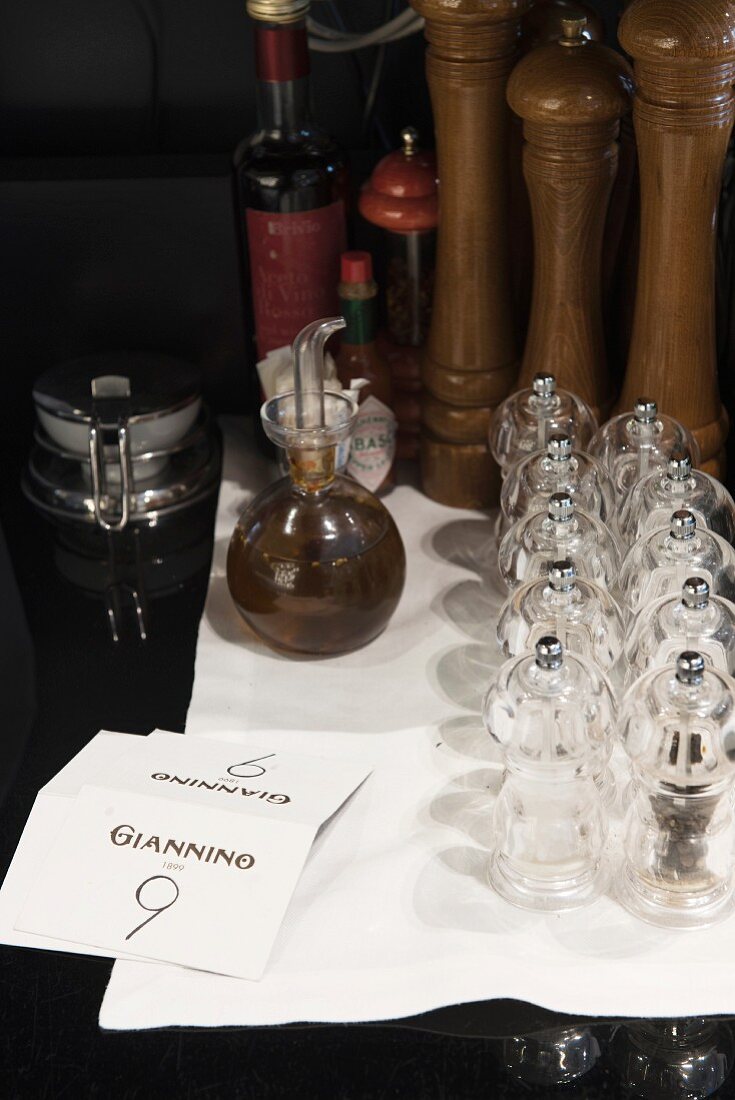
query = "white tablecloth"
xmin=99 ymin=417 xmax=735 ymax=1029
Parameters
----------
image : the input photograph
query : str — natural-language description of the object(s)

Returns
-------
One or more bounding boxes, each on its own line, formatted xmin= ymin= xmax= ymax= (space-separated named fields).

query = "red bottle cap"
xmin=340 ymin=251 xmax=373 ymax=284
xmin=359 ymin=127 xmax=438 ymax=234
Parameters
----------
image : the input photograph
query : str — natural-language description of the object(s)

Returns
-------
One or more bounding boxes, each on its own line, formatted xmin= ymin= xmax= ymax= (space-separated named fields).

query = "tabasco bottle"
xmin=337 ymin=251 xmax=397 ymax=494
xmin=235 ymin=0 xmax=347 ymax=363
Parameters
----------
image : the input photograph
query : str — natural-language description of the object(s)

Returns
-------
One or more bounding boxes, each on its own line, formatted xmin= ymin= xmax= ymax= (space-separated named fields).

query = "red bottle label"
xmin=246 ymin=201 xmax=347 ymax=361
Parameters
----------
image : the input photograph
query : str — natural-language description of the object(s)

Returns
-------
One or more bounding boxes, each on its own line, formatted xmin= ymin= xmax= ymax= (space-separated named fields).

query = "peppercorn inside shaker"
xmin=618 ymin=651 xmax=735 ymax=928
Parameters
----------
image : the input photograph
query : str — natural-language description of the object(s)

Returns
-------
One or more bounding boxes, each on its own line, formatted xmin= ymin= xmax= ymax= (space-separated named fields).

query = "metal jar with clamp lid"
xmin=25 ymin=352 xmax=218 ymax=536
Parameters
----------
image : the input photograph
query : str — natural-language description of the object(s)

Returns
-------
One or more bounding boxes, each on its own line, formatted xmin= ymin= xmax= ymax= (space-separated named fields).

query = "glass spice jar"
xmin=359 ymin=126 xmax=438 ymax=460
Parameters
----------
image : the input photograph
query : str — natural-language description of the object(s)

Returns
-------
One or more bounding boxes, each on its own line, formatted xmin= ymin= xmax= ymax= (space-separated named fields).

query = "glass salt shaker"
xmin=483 ymin=637 xmax=615 ymax=910
xmin=498 ymin=492 xmax=620 ymax=590
xmin=588 ymin=398 xmax=701 ymax=497
xmin=488 ymin=373 xmax=597 ymax=477
xmin=618 ymin=509 xmax=735 ymax=617
xmin=625 ymin=577 xmax=735 ymax=687
xmin=497 ymin=559 xmax=625 ymax=673
xmin=618 ymin=448 xmax=735 ymax=548
xmin=618 ymin=651 xmax=735 ymax=928
xmin=499 ymin=432 xmax=617 ymax=533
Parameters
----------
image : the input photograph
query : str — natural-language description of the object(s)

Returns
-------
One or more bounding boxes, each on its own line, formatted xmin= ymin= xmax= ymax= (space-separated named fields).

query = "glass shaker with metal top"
xmin=489 ymin=373 xmax=597 ymax=478
xmin=483 ymin=636 xmax=614 ymax=910
xmin=497 ymin=559 xmax=624 ymax=673
xmin=618 ymin=448 xmax=735 ymax=548
xmin=498 ymin=492 xmax=620 ymax=590
xmin=499 ymin=431 xmax=617 ymax=533
xmin=618 ymin=509 xmax=735 ymax=616
xmin=624 ymin=577 xmax=735 ymax=686
xmin=618 ymin=651 xmax=735 ymax=928
xmin=588 ymin=398 xmax=701 ymax=497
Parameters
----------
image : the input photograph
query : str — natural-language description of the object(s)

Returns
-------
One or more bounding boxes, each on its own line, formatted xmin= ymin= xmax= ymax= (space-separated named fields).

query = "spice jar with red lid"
xmin=359 ymin=127 xmax=438 ymax=460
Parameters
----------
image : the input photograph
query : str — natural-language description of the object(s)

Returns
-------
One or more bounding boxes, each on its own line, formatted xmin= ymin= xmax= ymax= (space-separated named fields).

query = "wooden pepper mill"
xmin=410 ymin=0 xmax=528 ymax=508
xmin=508 ymin=18 xmax=633 ymax=420
xmin=510 ymin=2 xmax=605 ymax=336
xmin=618 ymin=0 xmax=734 ymax=477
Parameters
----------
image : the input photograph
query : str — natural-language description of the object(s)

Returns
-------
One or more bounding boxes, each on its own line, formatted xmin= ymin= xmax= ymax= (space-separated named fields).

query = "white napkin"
xmin=99 ymin=417 xmax=735 ymax=1029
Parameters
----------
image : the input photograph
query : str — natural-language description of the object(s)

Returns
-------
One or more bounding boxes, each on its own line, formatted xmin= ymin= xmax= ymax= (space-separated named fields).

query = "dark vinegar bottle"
xmin=235 ymin=1 xmax=348 ymax=364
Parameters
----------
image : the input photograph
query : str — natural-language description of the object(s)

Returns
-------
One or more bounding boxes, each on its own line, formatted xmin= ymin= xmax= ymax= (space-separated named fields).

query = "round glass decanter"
xmin=588 ymin=398 xmax=701 ymax=497
xmin=625 ymin=577 xmax=735 ymax=688
xmin=498 ymin=492 xmax=620 ymax=590
xmin=497 ymin=559 xmax=625 ymax=673
xmin=618 ymin=509 xmax=735 ymax=617
xmin=227 ymin=319 xmax=406 ymax=656
xmin=488 ymin=373 xmax=597 ymax=477
xmin=483 ymin=637 xmax=615 ymax=910
xmin=618 ymin=448 xmax=735 ymax=548
xmin=499 ymin=432 xmax=617 ymax=533
xmin=618 ymin=651 xmax=735 ymax=929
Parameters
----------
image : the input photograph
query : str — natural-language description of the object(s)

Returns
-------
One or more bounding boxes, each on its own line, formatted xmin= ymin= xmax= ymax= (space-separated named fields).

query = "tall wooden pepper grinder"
xmin=410 ymin=0 xmax=528 ymax=508
xmin=618 ymin=0 xmax=734 ymax=477
xmin=508 ymin=18 xmax=633 ymax=420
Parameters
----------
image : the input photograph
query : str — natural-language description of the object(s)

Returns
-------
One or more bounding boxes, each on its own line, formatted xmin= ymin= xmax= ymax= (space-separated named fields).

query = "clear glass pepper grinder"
xmin=483 ymin=636 xmax=615 ymax=909
xmin=618 ymin=448 xmax=735 ymax=548
xmin=618 ymin=651 xmax=735 ymax=928
xmin=588 ymin=398 xmax=701 ymax=497
xmin=499 ymin=432 xmax=617 ymax=535
xmin=488 ymin=372 xmax=597 ymax=477
xmin=498 ymin=492 xmax=620 ymax=590
xmin=497 ymin=559 xmax=625 ymax=673
xmin=618 ymin=509 xmax=735 ymax=616
xmin=625 ymin=577 xmax=735 ymax=687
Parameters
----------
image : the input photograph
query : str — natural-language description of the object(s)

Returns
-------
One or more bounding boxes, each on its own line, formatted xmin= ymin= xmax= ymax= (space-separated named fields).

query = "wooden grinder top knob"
xmin=508 ymin=17 xmax=633 ymax=124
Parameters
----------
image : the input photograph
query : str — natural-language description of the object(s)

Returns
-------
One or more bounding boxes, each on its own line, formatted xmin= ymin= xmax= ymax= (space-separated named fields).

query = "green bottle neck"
xmin=340 ymin=293 xmax=377 ymax=346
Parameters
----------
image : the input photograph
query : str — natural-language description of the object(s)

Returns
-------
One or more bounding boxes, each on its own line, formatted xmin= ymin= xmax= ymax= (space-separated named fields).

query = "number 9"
xmin=125 ymin=874 xmax=180 ymax=941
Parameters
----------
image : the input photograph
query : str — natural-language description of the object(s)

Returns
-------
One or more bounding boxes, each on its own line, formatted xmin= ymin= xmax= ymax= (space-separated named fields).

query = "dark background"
xmin=0 ymin=0 xmax=620 ymax=449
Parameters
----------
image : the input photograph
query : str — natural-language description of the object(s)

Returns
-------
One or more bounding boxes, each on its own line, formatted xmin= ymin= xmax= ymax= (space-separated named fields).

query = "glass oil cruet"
xmin=496 ymin=559 xmax=625 ymax=673
xmin=227 ymin=317 xmax=406 ymax=656
xmin=618 ymin=651 xmax=735 ymax=928
xmin=618 ymin=448 xmax=735 ymax=548
xmin=488 ymin=372 xmax=597 ymax=477
xmin=483 ymin=637 xmax=614 ymax=910
xmin=624 ymin=577 xmax=735 ymax=687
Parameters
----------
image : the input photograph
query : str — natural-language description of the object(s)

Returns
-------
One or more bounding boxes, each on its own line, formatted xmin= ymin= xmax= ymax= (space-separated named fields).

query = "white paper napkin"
xmin=100 ymin=417 xmax=735 ymax=1030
